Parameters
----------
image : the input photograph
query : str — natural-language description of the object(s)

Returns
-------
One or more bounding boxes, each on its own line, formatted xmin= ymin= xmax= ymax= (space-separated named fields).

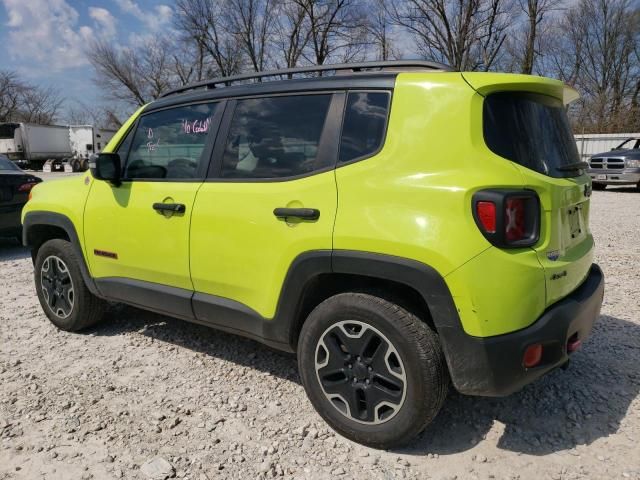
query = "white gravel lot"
xmin=1 ymin=186 xmax=639 ymax=480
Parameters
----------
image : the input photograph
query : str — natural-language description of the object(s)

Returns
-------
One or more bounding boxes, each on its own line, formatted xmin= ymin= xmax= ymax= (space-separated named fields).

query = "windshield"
xmin=0 ymin=155 xmax=21 ymax=171
xmin=614 ymin=138 xmax=640 ymax=150
xmin=0 ymin=124 xmax=19 ymax=140
xmin=483 ymin=92 xmax=581 ymax=178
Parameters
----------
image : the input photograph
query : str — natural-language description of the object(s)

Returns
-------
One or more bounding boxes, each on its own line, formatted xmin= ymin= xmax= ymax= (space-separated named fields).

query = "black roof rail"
xmin=160 ymin=60 xmax=452 ymax=98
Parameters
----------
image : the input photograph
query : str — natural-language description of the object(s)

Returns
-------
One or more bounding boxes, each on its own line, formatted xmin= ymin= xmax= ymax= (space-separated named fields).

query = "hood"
xmin=591 ymin=149 xmax=640 ymax=159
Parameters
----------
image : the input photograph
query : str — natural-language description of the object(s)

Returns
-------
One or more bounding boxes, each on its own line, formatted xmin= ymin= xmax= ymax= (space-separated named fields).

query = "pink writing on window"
xmin=182 ymin=118 xmax=211 ymax=134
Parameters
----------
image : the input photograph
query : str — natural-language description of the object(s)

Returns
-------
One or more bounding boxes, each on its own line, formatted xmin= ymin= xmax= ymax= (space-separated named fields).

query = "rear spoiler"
xmin=563 ymin=86 xmax=580 ymax=105
xmin=462 ymin=72 xmax=581 ymax=105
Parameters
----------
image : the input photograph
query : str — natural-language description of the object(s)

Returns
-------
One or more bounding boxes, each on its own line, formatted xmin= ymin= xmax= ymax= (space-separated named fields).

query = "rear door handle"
xmin=273 ymin=208 xmax=320 ymax=220
xmin=153 ymin=202 xmax=186 ymax=214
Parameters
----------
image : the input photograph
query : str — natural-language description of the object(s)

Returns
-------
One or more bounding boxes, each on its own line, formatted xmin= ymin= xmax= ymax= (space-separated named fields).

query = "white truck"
xmin=67 ymin=126 xmax=116 ymax=172
xmin=0 ymin=123 xmax=71 ymax=170
xmin=0 ymin=123 xmax=116 ymax=171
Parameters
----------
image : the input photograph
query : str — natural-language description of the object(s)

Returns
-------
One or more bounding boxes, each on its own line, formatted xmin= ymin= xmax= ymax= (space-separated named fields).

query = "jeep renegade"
xmin=22 ymin=61 xmax=605 ymax=449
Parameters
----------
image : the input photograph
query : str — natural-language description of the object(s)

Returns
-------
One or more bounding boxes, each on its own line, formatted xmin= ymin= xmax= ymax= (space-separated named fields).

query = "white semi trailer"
xmin=0 ymin=123 xmax=116 ymax=171
xmin=0 ymin=123 xmax=72 ymax=170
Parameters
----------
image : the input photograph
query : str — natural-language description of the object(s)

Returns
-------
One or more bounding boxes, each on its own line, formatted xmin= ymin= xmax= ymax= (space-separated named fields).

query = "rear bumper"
xmin=446 ymin=264 xmax=604 ymax=396
xmin=589 ymin=168 xmax=640 ymax=185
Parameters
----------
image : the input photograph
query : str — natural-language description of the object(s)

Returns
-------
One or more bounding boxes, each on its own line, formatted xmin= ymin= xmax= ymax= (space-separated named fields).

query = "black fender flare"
xmin=22 ymin=211 xmax=102 ymax=298
xmin=275 ymin=250 xmax=465 ymax=360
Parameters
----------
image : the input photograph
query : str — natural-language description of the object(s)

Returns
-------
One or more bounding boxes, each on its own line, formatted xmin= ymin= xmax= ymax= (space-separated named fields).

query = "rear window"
xmin=483 ymin=92 xmax=581 ymax=178
xmin=339 ymin=91 xmax=390 ymax=163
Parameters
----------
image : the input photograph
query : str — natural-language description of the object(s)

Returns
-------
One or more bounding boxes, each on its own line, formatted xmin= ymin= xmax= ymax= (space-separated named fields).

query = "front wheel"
xmin=34 ymin=239 xmax=107 ymax=331
xmin=298 ymin=293 xmax=449 ymax=449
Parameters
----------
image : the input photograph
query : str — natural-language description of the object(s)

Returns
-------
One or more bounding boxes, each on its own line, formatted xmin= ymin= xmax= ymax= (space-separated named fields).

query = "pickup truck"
xmin=588 ymin=137 xmax=640 ymax=190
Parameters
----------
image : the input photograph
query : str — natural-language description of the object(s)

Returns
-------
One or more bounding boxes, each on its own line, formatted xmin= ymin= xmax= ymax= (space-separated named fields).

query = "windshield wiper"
xmin=556 ymin=161 xmax=589 ymax=171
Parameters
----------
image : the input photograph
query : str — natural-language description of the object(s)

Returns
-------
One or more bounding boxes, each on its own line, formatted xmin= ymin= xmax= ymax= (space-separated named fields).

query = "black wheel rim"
xmin=315 ymin=320 xmax=407 ymax=424
xmin=40 ymin=256 xmax=75 ymax=319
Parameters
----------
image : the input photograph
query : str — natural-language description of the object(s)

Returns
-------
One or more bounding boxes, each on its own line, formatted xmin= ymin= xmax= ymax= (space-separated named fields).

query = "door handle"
xmin=273 ymin=208 xmax=320 ymax=220
xmin=153 ymin=202 xmax=186 ymax=214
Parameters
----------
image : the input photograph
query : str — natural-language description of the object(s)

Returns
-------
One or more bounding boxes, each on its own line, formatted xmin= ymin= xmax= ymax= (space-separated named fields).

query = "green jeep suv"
xmin=22 ymin=61 xmax=604 ymax=448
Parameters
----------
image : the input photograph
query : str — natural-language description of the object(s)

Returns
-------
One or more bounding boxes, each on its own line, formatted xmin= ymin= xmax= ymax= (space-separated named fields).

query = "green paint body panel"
xmin=22 ymin=72 xmax=595 ymax=340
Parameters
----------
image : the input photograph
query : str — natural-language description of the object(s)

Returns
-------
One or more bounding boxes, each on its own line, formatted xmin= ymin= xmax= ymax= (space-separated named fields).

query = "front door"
xmin=189 ymin=93 xmax=343 ymax=322
xmin=84 ymin=101 xmax=223 ymax=315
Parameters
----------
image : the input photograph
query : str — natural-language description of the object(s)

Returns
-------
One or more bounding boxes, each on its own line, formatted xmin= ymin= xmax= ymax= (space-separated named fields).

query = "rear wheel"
xmin=592 ymin=183 xmax=606 ymax=190
xmin=298 ymin=293 xmax=449 ymax=449
xmin=35 ymin=239 xmax=106 ymax=331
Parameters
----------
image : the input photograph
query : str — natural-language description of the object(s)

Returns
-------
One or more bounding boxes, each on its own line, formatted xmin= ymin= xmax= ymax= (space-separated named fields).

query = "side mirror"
xmin=90 ymin=153 xmax=121 ymax=186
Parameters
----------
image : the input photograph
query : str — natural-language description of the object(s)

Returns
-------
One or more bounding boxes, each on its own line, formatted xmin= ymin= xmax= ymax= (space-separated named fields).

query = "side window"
xmin=339 ymin=92 xmax=391 ymax=164
xmin=124 ymin=103 xmax=219 ymax=180
xmin=221 ymin=95 xmax=332 ymax=179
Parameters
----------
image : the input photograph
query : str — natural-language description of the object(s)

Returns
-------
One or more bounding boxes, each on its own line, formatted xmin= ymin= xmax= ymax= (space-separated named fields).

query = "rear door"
xmin=84 ymin=102 xmax=223 ymax=312
xmin=482 ymin=91 xmax=594 ymax=306
xmin=189 ymin=93 xmax=343 ymax=321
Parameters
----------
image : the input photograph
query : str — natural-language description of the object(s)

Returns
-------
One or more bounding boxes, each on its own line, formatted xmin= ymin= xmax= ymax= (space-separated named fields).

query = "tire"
xmin=34 ymin=239 xmax=106 ymax=331
xmin=592 ymin=183 xmax=606 ymax=191
xmin=298 ymin=293 xmax=449 ymax=449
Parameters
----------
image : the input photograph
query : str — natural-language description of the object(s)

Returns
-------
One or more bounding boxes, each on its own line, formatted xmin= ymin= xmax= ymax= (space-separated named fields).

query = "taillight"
xmin=505 ymin=197 xmax=527 ymax=242
xmin=472 ymin=190 xmax=540 ymax=248
xmin=18 ymin=182 xmax=36 ymax=193
xmin=476 ymin=201 xmax=496 ymax=233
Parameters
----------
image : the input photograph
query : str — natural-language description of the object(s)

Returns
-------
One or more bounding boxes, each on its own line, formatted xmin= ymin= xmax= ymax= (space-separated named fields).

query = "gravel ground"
xmin=1 ymin=187 xmax=639 ymax=480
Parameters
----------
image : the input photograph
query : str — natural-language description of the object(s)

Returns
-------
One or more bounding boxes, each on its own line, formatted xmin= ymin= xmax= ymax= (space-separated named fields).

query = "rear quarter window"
xmin=339 ymin=91 xmax=390 ymax=164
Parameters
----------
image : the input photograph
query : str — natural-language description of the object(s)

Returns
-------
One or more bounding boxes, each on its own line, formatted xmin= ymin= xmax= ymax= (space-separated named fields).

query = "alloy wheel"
xmin=315 ymin=320 xmax=407 ymax=424
xmin=40 ymin=255 xmax=75 ymax=319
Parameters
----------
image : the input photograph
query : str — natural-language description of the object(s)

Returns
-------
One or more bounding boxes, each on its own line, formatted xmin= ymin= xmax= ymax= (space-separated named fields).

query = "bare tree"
xmin=175 ymin=0 xmax=244 ymax=77
xmin=64 ymin=100 xmax=125 ymax=130
xmin=0 ymin=71 xmax=25 ymax=122
xmin=548 ymin=0 xmax=639 ymax=132
xmin=87 ymin=37 xmax=182 ymax=106
xmin=0 ymin=70 xmax=63 ymax=124
xmin=19 ymin=86 xmax=64 ymax=124
xmin=294 ymin=0 xmax=369 ymax=66
xmin=273 ymin=0 xmax=312 ymax=69
xmin=388 ymin=0 xmax=512 ymax=71
xmin=368 ymin=0 xmax=398 ymax=60
xmin=226 ymin=0 xmax=276 ymax=72
xmin=516 ymin=0 xmax=556 ymax=74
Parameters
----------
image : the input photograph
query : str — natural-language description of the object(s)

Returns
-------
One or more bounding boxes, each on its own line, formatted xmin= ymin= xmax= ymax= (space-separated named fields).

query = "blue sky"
xmin=0 ymin=0 xmax=173 ymax=116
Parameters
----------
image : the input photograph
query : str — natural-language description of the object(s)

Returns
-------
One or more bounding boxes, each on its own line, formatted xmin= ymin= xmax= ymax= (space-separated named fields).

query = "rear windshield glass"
xmin=483 ymin=92 xmax=581 ymax=178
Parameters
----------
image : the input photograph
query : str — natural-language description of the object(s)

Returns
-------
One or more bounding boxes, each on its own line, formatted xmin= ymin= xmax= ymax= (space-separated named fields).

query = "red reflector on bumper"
xmin=523 ymin=344 xmax=543 ymax=368
xmin=567 ymin=335 xmax=582 ymax=353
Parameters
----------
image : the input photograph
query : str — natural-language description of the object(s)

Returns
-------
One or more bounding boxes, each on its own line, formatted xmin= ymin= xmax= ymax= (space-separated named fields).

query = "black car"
xmin=0 ymin=155 xmax=42 ymax=240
